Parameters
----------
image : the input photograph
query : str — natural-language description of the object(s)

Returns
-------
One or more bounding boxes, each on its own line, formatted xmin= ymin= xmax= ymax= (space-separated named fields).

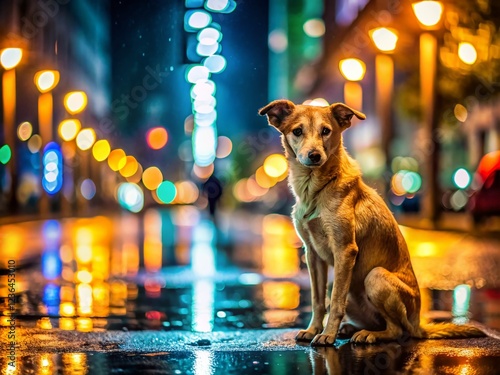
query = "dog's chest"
xmin=293 ymin=204 xmax=334 ymax=265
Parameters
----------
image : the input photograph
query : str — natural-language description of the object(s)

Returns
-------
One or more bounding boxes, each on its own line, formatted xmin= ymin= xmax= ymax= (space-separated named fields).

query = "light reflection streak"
xmin=193 ymin=350 xmax=214 ymax=375
xmin=261 ymin=214 xmax=300 ymax=277
xmin=144 ymin=209 xmax=163 ymax=273
xmin=191 ymin=279 xmax=215 ymax=332
xmin=190 ymin=219 xmax=217 ymax=332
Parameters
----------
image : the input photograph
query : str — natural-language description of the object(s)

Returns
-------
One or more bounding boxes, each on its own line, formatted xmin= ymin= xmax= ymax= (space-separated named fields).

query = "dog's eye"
xmin=292 ymin=128 xmax=302 ymax=136
xmin=322 ymin=128 xmax=331 ymax=136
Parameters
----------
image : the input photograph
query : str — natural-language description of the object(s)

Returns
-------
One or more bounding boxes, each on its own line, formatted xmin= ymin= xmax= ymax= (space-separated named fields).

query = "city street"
xmin=1 ymin=208 xmax=500 ymax=374
xmin=2 ymin=0 xmax=500 ymax=374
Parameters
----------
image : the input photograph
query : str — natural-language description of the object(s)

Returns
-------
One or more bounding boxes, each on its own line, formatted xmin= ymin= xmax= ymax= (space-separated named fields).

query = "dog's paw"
xmin=296 ymin=328 xmax=321 ymax=342
xmin=351 ymin=330 xmax=378 ymax=344
xmin=311 ymin=333 xmax=337 ymax=346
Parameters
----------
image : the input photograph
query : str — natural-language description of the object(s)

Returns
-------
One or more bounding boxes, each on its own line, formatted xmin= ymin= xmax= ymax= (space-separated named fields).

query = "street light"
xmin=64 ymin=91 xmax=88 ymax=115
xmin=34 ymin=70 xmax=60 ymax=146
xmin=370 ymin=27 xmax=399 ymax=194
xmin=339 ymin=58 xmax=366 ymax=113
xmin=1 ymin=48 xmax=23 ymax=213
xmin=412 ymin=1 xmax=443 ymax=28
xmin=413 ymin=0 xmax=444 ymax=225
xmin=369 ymin=28 xmax=398 ymax=53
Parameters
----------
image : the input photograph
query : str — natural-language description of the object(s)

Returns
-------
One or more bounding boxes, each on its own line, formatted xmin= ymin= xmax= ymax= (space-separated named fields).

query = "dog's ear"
xmin=330 ymin=103 xmax=366 ymax=128
xmin=258 ymin=100 xmax=295 ymax=129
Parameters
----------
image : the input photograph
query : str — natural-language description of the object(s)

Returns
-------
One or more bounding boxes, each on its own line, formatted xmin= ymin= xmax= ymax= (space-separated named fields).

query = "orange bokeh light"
xmin=146 ymin=127 xmax=168 ymax=150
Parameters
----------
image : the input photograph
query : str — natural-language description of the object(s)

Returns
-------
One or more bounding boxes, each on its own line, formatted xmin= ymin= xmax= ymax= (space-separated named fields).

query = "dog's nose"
xmin=308 ymin=151 xmax=321 ymax=164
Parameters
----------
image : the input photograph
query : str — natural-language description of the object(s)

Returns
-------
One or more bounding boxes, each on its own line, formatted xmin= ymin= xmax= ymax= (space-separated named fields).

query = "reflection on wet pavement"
xmin=0 ymin=209 xmax=312 ymax=333
xmin=1 ymin=208 xmax=500 ymax=373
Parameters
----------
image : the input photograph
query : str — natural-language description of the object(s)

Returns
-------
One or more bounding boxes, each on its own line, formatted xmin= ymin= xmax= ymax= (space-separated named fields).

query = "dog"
xmin=259 ymin=99 xmax=486 ymax=345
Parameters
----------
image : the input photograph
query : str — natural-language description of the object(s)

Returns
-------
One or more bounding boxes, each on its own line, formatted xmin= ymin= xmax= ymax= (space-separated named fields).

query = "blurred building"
xmin=0 ymin=0 xmax=111 ymax=214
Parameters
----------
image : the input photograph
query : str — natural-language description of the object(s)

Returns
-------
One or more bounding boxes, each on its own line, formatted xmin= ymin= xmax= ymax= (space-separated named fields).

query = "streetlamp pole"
xmin=338 ymin=58 xmax=366 ymax=110
xmin=35 ymin=70 xmax=60 ymax=216
xmin=413 ymin=1 xmax=444 ymax=226
xmin=1 ymin=48 xmax=22 ymax=213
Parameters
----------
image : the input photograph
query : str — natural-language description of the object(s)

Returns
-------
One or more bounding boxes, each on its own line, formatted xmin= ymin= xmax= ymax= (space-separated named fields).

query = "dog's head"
xmin=259 ymin=100 xmax=366 ymax=168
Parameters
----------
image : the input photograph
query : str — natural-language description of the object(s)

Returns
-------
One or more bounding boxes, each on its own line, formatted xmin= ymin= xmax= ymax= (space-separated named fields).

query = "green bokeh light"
xmin=401 ymin=171 xmax=422 ymax=193
xmin=0 ymin=145 xmax=12 ymax=164
xmin=156 ymin=181 xmax=177 ymax=204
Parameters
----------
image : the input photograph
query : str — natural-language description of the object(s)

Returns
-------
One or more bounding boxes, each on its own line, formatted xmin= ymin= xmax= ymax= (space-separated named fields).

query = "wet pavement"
xmin=1 ymin=208 xmax=500 ymax=374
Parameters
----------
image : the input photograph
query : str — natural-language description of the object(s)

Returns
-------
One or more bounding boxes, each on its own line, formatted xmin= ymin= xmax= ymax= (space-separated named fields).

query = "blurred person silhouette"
xmin=202 ymin=174 xmax=223 ymax=221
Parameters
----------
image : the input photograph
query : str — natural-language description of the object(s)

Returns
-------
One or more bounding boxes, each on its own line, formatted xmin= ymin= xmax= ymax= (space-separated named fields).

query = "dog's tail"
xmin=418 ymin=322 xmax=486 ymax=339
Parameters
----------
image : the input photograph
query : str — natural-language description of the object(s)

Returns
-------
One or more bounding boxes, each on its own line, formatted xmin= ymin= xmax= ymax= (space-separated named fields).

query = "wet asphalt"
xmin=1 ymin=210 xmax=500 ymax=374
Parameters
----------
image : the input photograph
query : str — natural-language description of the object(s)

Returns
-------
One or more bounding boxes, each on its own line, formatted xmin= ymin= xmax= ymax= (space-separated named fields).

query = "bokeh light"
xmin=64 ymin=91 xmax=88 ymax=115
xmin=186 ymin=65 xmax=210 ymax=83
xmin=216 ymin=136 xmax=232 ymax=158
xmin=412 ymin=1 xmax=444 ymax=27
xmin=454 ymin=104 xmax=468 ymax=122
xmin=107 ymin=149 xmax=127 ymax=171
xmin=304 ymin=98 xmax=329 ymax=107
xmin=193 ymin=163 xmax=214 ymax=180
xmin=146 ymin=127 xmax=168 ymax=150
xmin=263 ymin=154 xmax=288 ymax=178
xmin=0 ymin=145 xmax=12 ymax=164
xmin=187 ymin=10 xmax=212 ymax=29
xmin=268 ymin=29 xmax=288 ymax=53
xmin=391 ymin=170 xmax=422 ymax=195
xmin=458 ymin=42 xmax=477 ymax=65
xmin=303 ymin=19 xmax=325 ymax=38
xmin=142 ymin=166 xmax=163 ymax=190
xmin=119 ymin=156 xmax=139 ymax=178
xmin=450 ymin=190 xmax=468 ymax=211
xmin=453 ymin=168 xmax=471 ymax=189
xmin=42 ymin=142 xmax=63 ymax=194
xmin=28 ymin=134 xmax=42 ymax=153
xmin=197 ymin=27 xmax=222 ymax=45
xmin=175 ymin=180 xmax=199 ymax=204
xmin=92 ymin=139 xmax=111 ymax=162
xmin=0 ymin=48 xmax=22 ymax=69
xmin=205 ymin=0 xmax=229 ymax=12
xmin=255 ymin=166 xmax=277 ymax=188
xmin=59 ymin=119 xmax=81 ymax=142
xmin=34 ymin=70 xmax=60 ymax=93
xmin=126 ymin=162 xmax=143 ymax=184
xmin=369 ymin=27 xmax=398 ymax=52
xmin=76 ymin=128 xmax=96 ymax=151
xmin=156 ymin=181 xmax=177 ymax=204
xmin=117 ymin=183 xmax=144 ymax=213
xmin=17 ymin=122 xmax=33 ymax=141
xmin=339 ymin=58 xmax=366 ymax=82
xmin=203 ymin=55 xmax=227 ymax=73
xmin=80 ymin=179 xmax=96 ymax=200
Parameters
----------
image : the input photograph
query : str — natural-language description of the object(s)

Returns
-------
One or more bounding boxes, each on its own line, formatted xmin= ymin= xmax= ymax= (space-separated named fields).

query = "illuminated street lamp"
xmin=339 ymin=58 xmax=366 ymax=112
xmin=34 ymin=69 xmax=60 ymax=216
xmin=34 ymin=70 xmax=60 ymax=146
xmin=412 ymin=1 xmax=444 ymax=28
xmin=413 ymin=0 xmax=444 ymax=224
xmin=1 ymin=48 xmax=23 ymax=213
xmin=64 ymin=91 xmax=88 ymax=115
xmin=370 ymin=27 xmax=399 ymax=192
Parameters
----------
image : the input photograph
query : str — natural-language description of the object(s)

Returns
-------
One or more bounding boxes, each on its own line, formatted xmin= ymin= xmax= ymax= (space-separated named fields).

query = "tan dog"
xmin=259 ymin=100 xmax=485 ymax=345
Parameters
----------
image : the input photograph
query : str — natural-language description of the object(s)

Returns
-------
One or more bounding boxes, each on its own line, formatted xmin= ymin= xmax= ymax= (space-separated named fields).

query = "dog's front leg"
xmin=296 ymin=246 xmax=328 ymax=341
xmin=311 ymin=243 xmax=358 ymax=346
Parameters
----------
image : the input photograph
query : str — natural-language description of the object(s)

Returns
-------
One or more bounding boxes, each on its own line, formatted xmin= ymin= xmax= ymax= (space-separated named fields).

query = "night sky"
xmin=110 ymin=0 xmax=270 ymax=164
